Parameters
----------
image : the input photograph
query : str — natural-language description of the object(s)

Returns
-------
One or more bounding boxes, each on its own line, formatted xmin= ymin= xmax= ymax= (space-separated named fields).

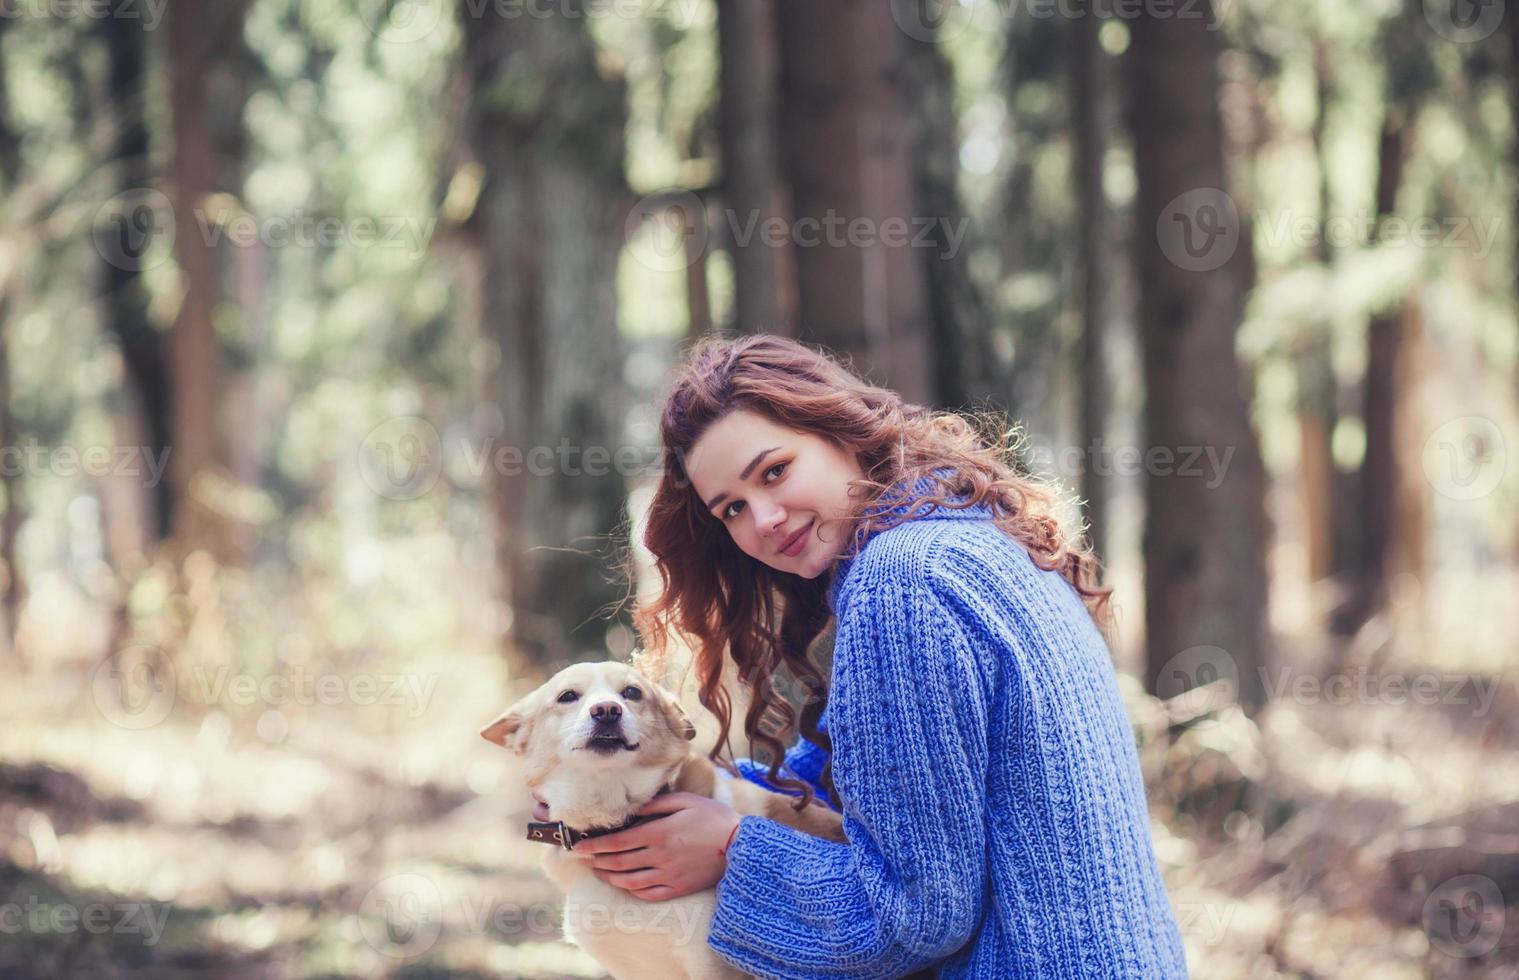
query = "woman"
xmin=558 ymin=335 xmax=1188 ymax=977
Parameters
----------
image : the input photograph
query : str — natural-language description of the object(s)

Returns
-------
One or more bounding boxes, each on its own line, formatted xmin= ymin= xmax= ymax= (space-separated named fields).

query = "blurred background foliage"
xmin=0 ymin=0 xmax=1515 ymax=976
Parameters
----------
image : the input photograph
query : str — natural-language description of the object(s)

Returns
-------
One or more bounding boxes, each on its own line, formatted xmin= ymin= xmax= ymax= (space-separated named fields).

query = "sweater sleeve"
xmin=708 ymin=576 xmax=990 ymax=978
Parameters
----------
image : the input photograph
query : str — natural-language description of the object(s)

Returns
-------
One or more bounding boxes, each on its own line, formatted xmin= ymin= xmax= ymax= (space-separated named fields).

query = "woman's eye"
xmin=557 ymin=690 xmax=578 ymax=704
xmin=717 ymin=461 xmax=785 ymax=521
xmin=621 ymin=686 xmax=642 ymax=701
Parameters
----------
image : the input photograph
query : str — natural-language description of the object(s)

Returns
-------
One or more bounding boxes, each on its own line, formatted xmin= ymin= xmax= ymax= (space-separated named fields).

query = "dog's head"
xmin=480 ymin=661 xmax=696 ymax=774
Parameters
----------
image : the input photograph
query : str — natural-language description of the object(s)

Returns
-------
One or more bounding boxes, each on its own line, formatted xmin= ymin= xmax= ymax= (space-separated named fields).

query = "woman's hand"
xmin=569 ymin=792 xmax=742 ymax=902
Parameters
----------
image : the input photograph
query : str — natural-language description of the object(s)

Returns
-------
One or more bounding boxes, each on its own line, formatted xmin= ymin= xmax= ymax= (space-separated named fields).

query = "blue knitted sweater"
xmin=711 ymin=488 xmax=1189 ymax=978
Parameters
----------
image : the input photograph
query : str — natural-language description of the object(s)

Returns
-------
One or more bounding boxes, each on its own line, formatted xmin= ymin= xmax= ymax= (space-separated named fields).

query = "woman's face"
xmin=683 ymin=409 xmax=865 ymax=579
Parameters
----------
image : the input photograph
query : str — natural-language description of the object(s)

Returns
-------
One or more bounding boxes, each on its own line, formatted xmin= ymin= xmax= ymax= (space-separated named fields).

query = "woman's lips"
xmin=780 ymin=519 xmax=814 ymax=557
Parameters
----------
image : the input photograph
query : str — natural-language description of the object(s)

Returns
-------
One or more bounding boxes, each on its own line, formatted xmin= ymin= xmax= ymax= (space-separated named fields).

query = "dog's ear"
xmin=649 ymin=682 xmax=697 ymax=742
xmin=480 ymin=699 xmax=534 ymax=755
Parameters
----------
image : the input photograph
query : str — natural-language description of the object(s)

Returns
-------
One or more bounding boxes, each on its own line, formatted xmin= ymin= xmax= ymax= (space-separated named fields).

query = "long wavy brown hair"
xmin=630 ymin=334 xmax=1110 ymax=811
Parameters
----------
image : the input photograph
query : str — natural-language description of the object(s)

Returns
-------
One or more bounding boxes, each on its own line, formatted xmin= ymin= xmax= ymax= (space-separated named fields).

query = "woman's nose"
xmin=752 ymin=501 xmax=786 ymax=535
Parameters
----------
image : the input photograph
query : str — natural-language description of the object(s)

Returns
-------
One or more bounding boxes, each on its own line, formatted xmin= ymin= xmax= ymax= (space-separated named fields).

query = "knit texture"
xmin=711 ymin=480 xmax=1189 ymax=978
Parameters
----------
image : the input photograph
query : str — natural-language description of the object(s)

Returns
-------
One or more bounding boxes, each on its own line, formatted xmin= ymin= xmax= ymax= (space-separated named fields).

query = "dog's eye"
xmin=557 ymin=690 xmax=578 ymax=704
xmin=621 ymin=686 xmax=642 ymax=701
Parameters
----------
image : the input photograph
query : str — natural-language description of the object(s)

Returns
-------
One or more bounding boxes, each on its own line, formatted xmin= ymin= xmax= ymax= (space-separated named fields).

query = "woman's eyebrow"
xmin=704 ymin=446 xmax=782 ymax=510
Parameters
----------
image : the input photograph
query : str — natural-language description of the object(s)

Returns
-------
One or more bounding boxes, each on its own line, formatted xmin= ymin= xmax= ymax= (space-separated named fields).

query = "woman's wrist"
xmin=719 ymin=816 xmax=742 ymax=859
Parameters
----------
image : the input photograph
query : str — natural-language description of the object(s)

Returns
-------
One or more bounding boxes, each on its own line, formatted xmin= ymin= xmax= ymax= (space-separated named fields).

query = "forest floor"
xmin=1 ymin=635 xmax=1516 ymax=979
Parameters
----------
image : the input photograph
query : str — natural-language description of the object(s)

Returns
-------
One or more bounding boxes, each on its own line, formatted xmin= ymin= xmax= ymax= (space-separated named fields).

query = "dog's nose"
xmin=590 ymin=701 xmax=622 ymax=723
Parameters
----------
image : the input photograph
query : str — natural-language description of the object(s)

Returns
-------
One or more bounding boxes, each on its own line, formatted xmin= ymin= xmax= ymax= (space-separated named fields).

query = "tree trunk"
xmin=166 ymin=0 xmax=225 ymax=554
xmin=1072 ymin=7 xmax=1115 ymax=560
xmin=717 ymin=0 xmax=790 ymax=336
xmin=1129 ymin=3 xmax=1271 ymax=711
xmin=1297 ymin=38 xmax=1343 ymax=586
xmin=684 ymin=198 xmax=713 ymax=340
xmin=1334 ymin=112 xmax=1410 ymax=637
xmin=99 ymin=8 xmax=174 ymax=551
xmin=775 ymin=0 xmax=933 ymax=404
xmin=900 ymin=1 xmax=1005 ymax=412
xmin=0 ymin=16 xmax=23 ymax=658
xmin=462 ymin=2 xmax=631 ymax=668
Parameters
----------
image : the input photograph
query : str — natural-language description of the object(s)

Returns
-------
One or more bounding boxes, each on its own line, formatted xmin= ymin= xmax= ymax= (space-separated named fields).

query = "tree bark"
xmin=1338 ymin=113 xmax=1410 ymax=634
xmin=1072 ymin=8 xmax=1115 ymax=560
xmin=901 ymin=1 xmax=1005 ymax=412
xmin=462 ymin=1 xmax=631 ymax=668
xmin=717 ymin=0 xmax=790 ymax=335
xmin=0 ymin=17 xmax=23 ymax=658
xmin=1129 ymin=3 xmax=1271 ymax=711
xmin=1297 ymin=38 xmax=1343 ymax=586
xmin=775 ymin=0 xmax=933 ymax=404
xmin=166 ymin=0 xmax=225 ymax=554
xmin=99 ymin=8 xmax=174 ymax=550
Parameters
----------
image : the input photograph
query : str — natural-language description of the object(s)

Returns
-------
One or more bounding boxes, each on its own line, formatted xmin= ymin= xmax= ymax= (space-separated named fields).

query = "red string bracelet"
xmin=719 ymin=819 xmax=742 ymax=858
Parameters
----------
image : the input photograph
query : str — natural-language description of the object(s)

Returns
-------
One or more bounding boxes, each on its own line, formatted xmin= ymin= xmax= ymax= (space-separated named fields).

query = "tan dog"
xmin=480 ymin=661 xmax=845 ymax=980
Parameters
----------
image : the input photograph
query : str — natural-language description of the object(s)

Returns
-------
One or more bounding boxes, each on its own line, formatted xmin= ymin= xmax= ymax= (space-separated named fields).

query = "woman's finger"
xmin=590 ymin=848 xmax=652 ymax=872
xmin=595 ymin=867 xmax=665 ymax=892
xmin=630 ymin=883 xmax=677 ymax=902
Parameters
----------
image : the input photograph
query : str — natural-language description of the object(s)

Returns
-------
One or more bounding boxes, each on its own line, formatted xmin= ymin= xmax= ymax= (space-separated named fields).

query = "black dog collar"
xmin=526 ymin=813 xmax=661 ymax=850
xmin=527 ymin=784 xmax=673 ymax=850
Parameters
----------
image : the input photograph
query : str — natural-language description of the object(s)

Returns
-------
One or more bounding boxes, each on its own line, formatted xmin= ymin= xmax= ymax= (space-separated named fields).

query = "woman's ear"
xmin=480 ymin=698 xmax=535 ymax=755
xmin=650 ymin=683 xmax=697 ymax=741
